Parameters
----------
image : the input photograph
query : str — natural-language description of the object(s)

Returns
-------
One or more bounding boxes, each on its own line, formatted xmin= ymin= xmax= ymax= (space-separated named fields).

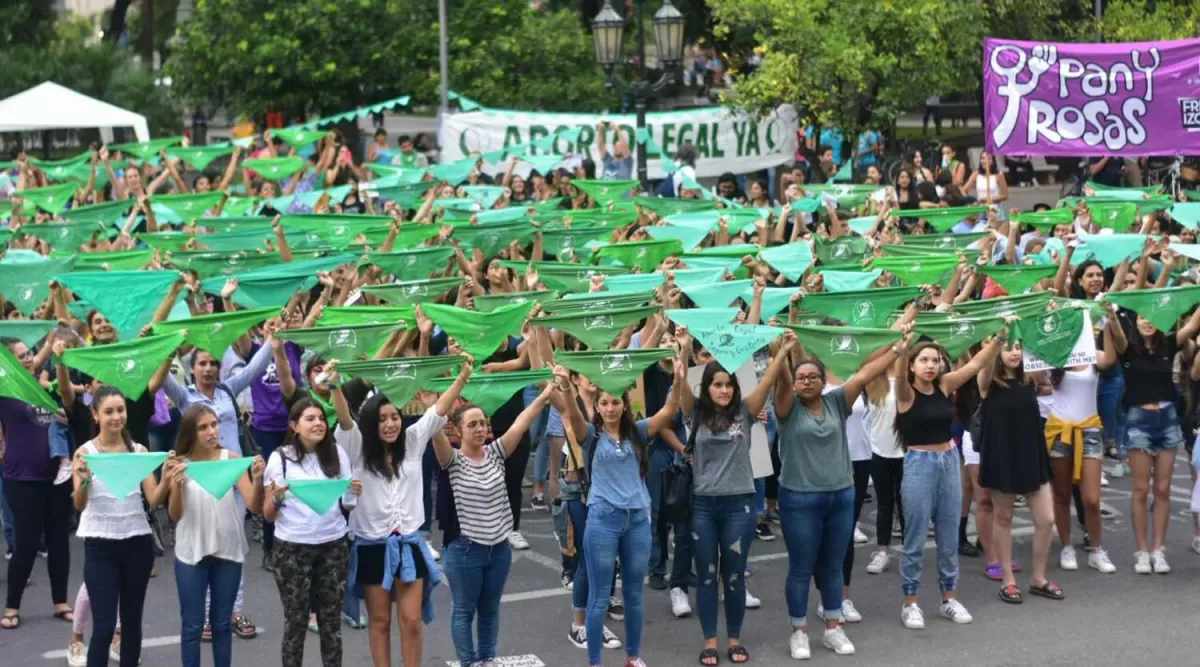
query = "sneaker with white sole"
xmin=745 ymin=589 xmax=761 ymax=609
xmin=1109 ymin=463 xmax=1126 ymax=479
xmin=1059 ymin=545 xmax=1078 ymax=571
xmin=1088 ymin=548 xmax=1116 ymax=573
xmin=670 ymin=587 xmax=692 ymax=618
xmin=1150 ymin=549 xmax=1170 ymax=574
xmin=507 ymin=531 xmax=529 ymax=550
xmin=789 ymin=629 xmax=811 ymax=660
xmin=822 ymin=626 xmax=856 ymax=655
xmin=1133 ymin=550 xmax=1152 ymax=574
xmin=866 ymin=550 xmax=889 ymax=574
xmin=901 ymin=603 xmax=925 ymax=630
xmin=607 ymin=595 xmax=625 ymax=621
xmin=568 ymin=624 xmax=587 ymax=648
xmin=67 ymin=641 xmax=87 ymax=667
xmin=853 ymin=526 xmax=868 ymax=545
xmin=1100 ymin=472 xmax=1109 ymax=487
xmin=841 ymin=599 xmax=862 ymax=623
xmin=601 ymin=626 xmax=622 ymax=649
xmin=1191 ymin=536 xmax=1200 ymax=555
xmin=939 ymin=599 xmax=973 ymax=624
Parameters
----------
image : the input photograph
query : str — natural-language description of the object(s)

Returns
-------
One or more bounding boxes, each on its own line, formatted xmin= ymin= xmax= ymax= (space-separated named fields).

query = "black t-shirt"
xmin=1121 ymin=324 xmax=1177 ymax=406
xmin=1089 ymin=157 xmax=1124 ymax=187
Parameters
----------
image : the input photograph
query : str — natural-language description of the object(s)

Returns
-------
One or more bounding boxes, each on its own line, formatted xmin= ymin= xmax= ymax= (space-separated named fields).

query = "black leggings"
xmin=814 ymin=460 xmax=872 ymax=591
xmin=870 ymin=455 xmax=905 ymax=547
xmin=4 ymin=479 xmax=72 ymax=609
xmin=503 ymin=437 xmax=530 ymax=532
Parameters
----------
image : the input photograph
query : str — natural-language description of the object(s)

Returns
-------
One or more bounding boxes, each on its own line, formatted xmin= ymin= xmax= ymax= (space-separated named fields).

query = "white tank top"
xmin=76 ymin=441 xmax=152 ymax=540
xmin=1049 ymin=366 xmax=1099 ymax=423
xmin=866 ymin=379 xmax=903 ymax=459
xmin=825 ymin=384 xmax=871 ymax=462
xmin=975 ymin=174 xmax=1001 ymax=201
xmin=175 ymin=450 xmax=250 ymax=565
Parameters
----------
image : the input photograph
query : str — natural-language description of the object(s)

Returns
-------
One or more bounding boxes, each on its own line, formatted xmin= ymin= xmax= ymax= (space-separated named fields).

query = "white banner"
xmin=438 ymin=105 xmax=799 ymax=180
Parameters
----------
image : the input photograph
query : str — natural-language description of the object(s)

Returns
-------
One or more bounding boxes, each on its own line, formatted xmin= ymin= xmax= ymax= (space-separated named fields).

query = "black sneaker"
xmin=755 ymin=522 xmax=776 ymax=541
xmin=530 ymin=495 xmax=548 ymax=512
xmin=1082 ymin=532 xmax=1092 ymax=550
xmin=607 ymin=595 xmax=625 ymax=621
xmin=648 ymin=573 xmax=668 ymax=590
xmin=957 ymin=539 xmax=981 ymax=558
xmin=568 ymin=624 xmax=587 ymax=648
xmin=561 ymin=572 xmax=574 ymax=590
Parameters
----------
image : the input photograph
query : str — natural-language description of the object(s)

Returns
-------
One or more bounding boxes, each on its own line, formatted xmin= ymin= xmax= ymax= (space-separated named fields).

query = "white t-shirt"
xmin=175 ymin=449 xmax=249 ymax=565
xmin=1049 ymin=366 xmax=1099 ymax=423
xmin=825 ymin=384 xmax=871 ymax=462
xmin=264 ymin=444 xmax=354 ymax=545
xmin=335 ymin=406 xmax=447 ymax=539
xmin=865 ymin=379 xmax=903 ymax=459
xmin=77 ymin=441 xmax=152 ymax=540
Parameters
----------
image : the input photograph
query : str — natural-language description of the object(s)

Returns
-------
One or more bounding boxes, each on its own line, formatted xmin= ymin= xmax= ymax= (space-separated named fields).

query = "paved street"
xmin=4 ymin=462 xmax=1200 ymax=667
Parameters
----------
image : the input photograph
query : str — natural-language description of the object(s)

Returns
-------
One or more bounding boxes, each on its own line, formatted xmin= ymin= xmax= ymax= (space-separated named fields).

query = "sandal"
xmin=308 ymin=619 xmax=320 ymax=634
xmin=1028 ymin=581 xmax=1065 ymax=600
xmin=201 ymin=622 xmax=212 ymax=642
xmin=0 ymin=613 xmax=18 ymax=630
xmin=342 ymin=612 xmax=367 ymax=629
xmin=232 ymin=614 xmax=257 ymax=639
xmin=698 ymin=647 xmax=720 ymax=665
xmin=998 ymin=584 xmax=1023 ymax=604
xmin=728 ymin=645 xmax=749 ymax=663
xmin=985 ymin=563 xmax=1004 ymax=581
xmin=53 ymin=608 xmax=74 ymax=622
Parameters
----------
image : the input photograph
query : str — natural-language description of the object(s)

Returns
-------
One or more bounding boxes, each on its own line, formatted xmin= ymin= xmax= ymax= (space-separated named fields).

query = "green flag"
xmin=1104 ymin=285 xmax=1200 ymax=332
xmin=870 ymin=255 xmax=959 ymax=286
xmin=601 ymin=273 xmax=665 ymax=295
xmin=0 ymin=320 xmax=56 ymax=348
xmin=28 ymin=152 xmax=91 ymax=179
xmin=452 ymin=221 xmax=535 ymax=259
xmin=1080 ymin=233 xmax=1145 ymax=268
xmin=572 ymin=179 xmax=639 ymax=204
xmin=61 ymin=199 xmax=133 ymax=226
xmin=317 ymin=306 xmax=415 ymax=328
xmin=17 ymin=183 xmax=79 ymax=213
xmin=272 ymin=127 xmax=326 ymax=148
xmin=515 ymin=262 xmax=630 ymax=293
xmin=338 ymin=356 xmax=464 ymax=407
xmin=168 ymin=144 xmax=235 ymax=170
xmin=361 ymin=277 xmax=466 ymax=306
xmin=61 ymin=333 xmax=185 ymax=400
xmin=137 ymin=231 xmax=192 ymax=252
xmin=286 ymin=478 xmax=351 ymax=515
xmin=643 ymin=224 xmax=709 ymax=253
xmin=594 ymin=239 xmax=683 ymax=273
xmin=671 ymin=268 xmax=727 ymax=288
xmin=243 ymin=156 xmax=306 ymax=182
xmin=110 ymin=137 xmax=184 ymax=160
xmin=201 ymin=273 xmax=310 ymax=309
xmin=151 ymin=192 xmax=225 ymax=220
xmin=1088 ymin=202 xmax=1137 ymax=230
xmin=152 ymin=307 xmax=278 ymax=356
xmin=84 ymin=452 xmax=169 ymax=498
xmin=759 ymin=242 xmax=814 ymax=282
xmin=665 ymin=308 xmax=740 ymax=330
xmin=830 ymin=161 xmax=854 ymax=183
xmin=635 ymin=196 xmax=717 ymax=218
xmin=540 ymin=225 xmax=614 ymax=258
xmin=903 ymin=232 xmax=990 ymax=250
xmin=813 ymin=235 xmax=870 ymax=265
xmin=367 ymin=248 xmax=455 ymax=280
xmin=913 ymin=314 xmax=1006 ymax=360
xmin=56 ymin=271 xmax=180 ymax=340
xmin=185 ymin=457 xmax=253 ymax=499
xmin=460 ymin=186 xmax=507 ymax=209
xmin=802 ymin=286 xmax=920 ymax=327
xmin=1011 ymin=209 xmax=1075 ymax=229
xmin=423 ymin=302 xmax=533 ymax=360
xmin=978 ymin=264 xmax=1058 ymax=295
xmin=425 ymin=369 xmax=552 ymax=416
xmin=537 ymin=306 xmax=657 ymax=350
xmin=747 ymin=286 xmax=802 ymax=319
xmin=71 ymin=250 xmax=155 ymax=272
xmin=0 ymin=344 xmax=58 ymax=410
xmin=952 ymin=291 xmax=1053 ymax=320
xmin=785 ymin=324 xmax=901 ymax=379
xmin=554 ymin=348 xmax=676 ymax=396
xmin=172 ymin=251 xmax=282 ymax=278
xmin=1169 ymin=203 xmax=1200 ymax=230
xmin=680 ymin=279 xmax=753 ymax=309
xmin=689 ymin=323 xmax=785 ymax=372
xmin=473 ymin=291 xmax=558 ymax=313
xmin=906 ymin=206 xmax=989 ymax=232
xmin=428 ymin=157 xmax=478 ymax=185
xmin=282 ymin=214 xmax=395 ymax=249
xmin=19 ymin=220 xmax=107 ymax=250
xmin=1013 ymin=307 xmax=1085 ymax=368
xmin=544 ymin=291 xmax=655 ymax=315
xmin=679 ymin=255 xmax=742 ymax=276
xmin=276 ymin=323 xmax=404 ymax=363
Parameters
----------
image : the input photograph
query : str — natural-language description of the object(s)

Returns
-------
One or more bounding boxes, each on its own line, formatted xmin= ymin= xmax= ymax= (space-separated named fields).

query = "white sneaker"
xmin=1191 ymin=536 xmax=1200 ymax=555
xmin=1088 ymin=548 xmax=1116 ymax=573
xmin=853 ymin=526 xmax=868 ymax=545
xmin=54 ymin=460 xmax=73 ymax=486
xmin=425 ymin=539 xmax=440 ymax=561
xmin=822 ymin=626 xmax=856 ymax=655
xmin=67 ymin=641 xmax=87 ymax=667
xmin=670 ymin=587 xmax=692 ymax=618
xmin=1133 ymin=550 xmax=1152 ymax=574
xmin=600 ymin=625 xmax=622 ymax=649
xmin=866 ymin=550 xmax=889 ymax=574
xmin=507 ymin=531 xmax=529 ymax=550
xmin=1109 ymin=463 xmax=1126 ymax=479
xmin=841 ymin=599 xmax=862 ymax=623
xmin=901 ymin=603 xmax=925 ymax=630
xmin=939 ymin=599 xmax=973 ymax=624
xmin=1150 ymin=549 xmax=1170 ymax=574
xmin=1100 ymin=472 xmax=1109 ymax=487
xmin=789 ymin=629 xmax=811 ymax=660
xmin=1059 ymin=545 xmax=1078 ymax=571
xmin=745 ymin=589 xmax=761 ymax=609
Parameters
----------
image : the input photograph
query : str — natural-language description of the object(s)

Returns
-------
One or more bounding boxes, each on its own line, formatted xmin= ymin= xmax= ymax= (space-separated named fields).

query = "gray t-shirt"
xmin=689 ymin=404 xmax=755 ymax=496
xmin=777 ymin=387 xmax=853 ymax=493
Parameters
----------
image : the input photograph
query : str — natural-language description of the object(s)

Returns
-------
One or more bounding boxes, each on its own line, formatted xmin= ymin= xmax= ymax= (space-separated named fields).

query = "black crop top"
xmin=896 ymin=386 xmax=954 ymax=447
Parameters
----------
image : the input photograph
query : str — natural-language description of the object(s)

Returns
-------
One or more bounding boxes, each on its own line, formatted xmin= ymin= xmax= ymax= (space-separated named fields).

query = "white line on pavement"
xmin=43 ymin=634 xmax=185 ymax=659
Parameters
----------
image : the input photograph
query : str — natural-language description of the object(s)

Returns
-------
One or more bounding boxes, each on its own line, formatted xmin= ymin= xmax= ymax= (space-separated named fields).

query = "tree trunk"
xmin=106 ymin=0 xmax=133 ymax=43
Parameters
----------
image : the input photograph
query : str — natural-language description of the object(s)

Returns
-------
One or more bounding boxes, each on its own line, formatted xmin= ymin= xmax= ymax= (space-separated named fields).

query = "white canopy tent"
xmin=0 ymin=81 xmax=150 ymax=144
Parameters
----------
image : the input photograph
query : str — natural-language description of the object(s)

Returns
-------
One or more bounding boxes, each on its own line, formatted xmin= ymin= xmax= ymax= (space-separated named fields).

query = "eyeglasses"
xmin=795 ymin=374 xmax=823 ymax=384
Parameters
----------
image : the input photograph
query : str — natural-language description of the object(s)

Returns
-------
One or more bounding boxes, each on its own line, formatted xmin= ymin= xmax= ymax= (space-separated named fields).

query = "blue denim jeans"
xmin=777 ymin=486 xmax=855 ymax=627
xmin=584 ymin=501 xmax=651 ymax=665
xmin=1098 ymin=368 xmax=1126 ymax=460
xmin=646 ymin=445 xmax=693 ymax=585
xmin=566 ymin=497 xmax=615 ymax=614
xmin=49 ymin=421 xmax=71 ymax=459
xmin=177 ymin=556 xmax=242 ymax=667
xmin=900 ymin=449 xmax=962 ymax=596
xmin=443 ymin=538 xmax=513 ymax=666
xmin=691 ymin=493 xmax=756 ymax=639
xmin=1126 ymin=404 xmax=1184 ymax=454
xmin=524 ymin=386 xmax=551 ymax=484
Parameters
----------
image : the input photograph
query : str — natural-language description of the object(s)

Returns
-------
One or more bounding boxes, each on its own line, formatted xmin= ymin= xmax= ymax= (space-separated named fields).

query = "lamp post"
xmin=591 ymin=0 xmax=686 ymax=183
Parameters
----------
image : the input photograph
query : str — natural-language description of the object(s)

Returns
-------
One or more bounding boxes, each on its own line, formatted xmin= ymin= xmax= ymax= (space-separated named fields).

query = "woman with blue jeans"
xmin=676 ymin=331 xmax=792 ymax=666
xmin=895 ymin=334 xmax=1004 ymax=631
xmin=162 ymin=404 xmax=265 ymax=667
xmin=774 ymin=330 xmax=901 ymax=659
xmin=550 ymin=358 xmax=682 ymax=667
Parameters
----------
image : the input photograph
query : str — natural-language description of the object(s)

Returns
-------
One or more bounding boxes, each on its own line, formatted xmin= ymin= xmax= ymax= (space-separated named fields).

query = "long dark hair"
xmin=281 ymin=398 xmax=341 ymax=478
xmin=91 ymin=385 xmax=134 ymax=451
xmin=174 ymin=404 xmax=218 ymax=459
xmin=697 ymin=361 xmax=742 ymax=433
xmin=590 ymin=391 xmax=648 ymax=478
xmin=357 ymin=394 xmax=406 ymax=480
xmin=1070 ymin=259 xmax=1105 ymax=300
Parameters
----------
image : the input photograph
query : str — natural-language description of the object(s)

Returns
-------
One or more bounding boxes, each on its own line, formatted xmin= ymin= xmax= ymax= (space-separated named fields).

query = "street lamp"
xmin=591 ymin=0 xmax=686 ymax=183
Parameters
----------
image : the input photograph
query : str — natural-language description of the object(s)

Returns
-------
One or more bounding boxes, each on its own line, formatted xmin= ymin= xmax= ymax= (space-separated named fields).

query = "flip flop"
xmin=1028 ymin=581 xmax=1065 ymax=600
xmin=728 ymin=645 xmax=750 ymax=663
xmin=53 ymin=609 xmax=74 ymax=622
xmin=698 ymin=647 xmax=720 ymax=665
xmin=0 ymin=614 xmax=19 ymax=630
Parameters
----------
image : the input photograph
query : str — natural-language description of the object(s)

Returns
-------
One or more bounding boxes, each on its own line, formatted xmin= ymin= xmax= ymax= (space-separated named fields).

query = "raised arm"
xmin=497 ymin=382 xmax=555 ymax=457
xmin=435 ymin=359 xmax=473 ymax=417
xmin=646 ymin=358 xmax=685 ymax=437
xmin=223 ymin=337 xmax=275 ymax=396
xmin=745 ymin=334 xmax=795 ymax=417
xmin=549 ymin=364 xmax=589 ymax=442
xmin=842 ymin=330 xmax=910 ymax=408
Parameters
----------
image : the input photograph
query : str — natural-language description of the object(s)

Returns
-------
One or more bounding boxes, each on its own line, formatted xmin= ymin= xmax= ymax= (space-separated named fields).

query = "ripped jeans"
xmin=691 ymin=493 xmax=756 ymax=639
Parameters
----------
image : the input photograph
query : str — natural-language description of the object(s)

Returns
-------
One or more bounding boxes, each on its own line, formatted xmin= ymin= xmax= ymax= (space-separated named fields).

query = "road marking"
xmin=514 ymin=548 xmax=565 ymax=573
xmin=43 ymin=634 xmax=184 ymax=659
xmin=447 ymin=655 xmax=545 ymax=667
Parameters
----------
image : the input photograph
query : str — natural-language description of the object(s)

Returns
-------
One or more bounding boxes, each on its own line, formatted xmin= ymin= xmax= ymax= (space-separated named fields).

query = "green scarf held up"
xmin=168 ymin=144 xmax=235 ymax=170
xmin=913 ymin=313 xmax=1007 ymax=360
xmin=317 ymin=306 xmax=416 ymax=329
xmin=978 ymin=264 xmax=1058 ymax=295
xmin=199 ymin=273 xmax=307 ymax=309
xmin=29 ymin=152 xmax=91 ymax=180
xmin=338 ymin=356 xmax=465 ymax=407
xmin=0 ymin=345 xmax=58 ymax=410
xmin=539 ymin=225 xmax=614 ymax=259
xmin=428 ymin=157 xmax=478 ymax=185
xmin=1104 ymin=285 xmax=1200 ymax=332
xmin=1088 ymin=202 xmax=1137 ymax=230
xmin=366 ymin=247 xmax=455 ymax=281
xmin=554 ymin=348 xmax=677 ymax=396
xmin=60 ymin=332 xmax=185 ymax=400
xmin=634 ymin=196 xmax=717 ymax=218
xmin=55 ymin=271 xmax=181 ymax=341
xmin=425 ymin=369 xmax=553 ymax=416
xmin=951 ymin=290 xmax=1053 ymax=320
xmin=361 ymin=277 xmax=466 ymax=306
xmin=1169 ymin=203 xmax=1200 ymax=230
xmin=679 ymin=255 xmax=742 ymax=276
xmin=599 ymin=273 xmax=665 ymax=295
xmin=904 ymin=206 xmax=989 ymax=233
xmin=84 ymin=453 xmax=170 ymax=498
xmin=759 ymin=242 xmax=814 ymax=282
xmin=543 ymin=291 xmax=656 ymax=315
xmin=0 ymin=256 xmax=75 ymax=315
xmin=1010 ymin=208 xmax=1075 ymax=229
xmin=423 ymin=302 xmax=534 ymax=360
xmin=170 ymin=251 xmax=281 ymax=278
xmin=507 ymin=262 xmax=630 ymax=294
xmin=473 ymin=291 xmax=559 ymax=313
xmin=537 ymin=306 xmax=658 ymax=350
xmin=276 ymin=323 xmax=404 ymax=363
xmin=680 ymin=279 xmax=754 ymax=309
xmin=744 ymin=286 xmax=801 ymax=319
xmin=272 ymin=128 xmax=326 ymax=148
xmin=243 ymin=156 xmax=306 ymax=182
xmin=109 ymin=137 xmax=184 ymax=160
xmin=665 ymin=308 xmax=740 ymax=330
xmin=643 ymin=224 xmax=709 ymax=254
xmin=801 ymin=286 xmax=921 ymax=327
xmin=0 ymin=320 xmax=56 ymax=348
xmin=688 ymin=323 xmax=786 ymax=373
xmin=150 ymin=192 xmax=225 ymax=221
xmin=17 ymin=183 xmax=79 ymax=214
xmin=460 ymin=186 xmax=507 ymax=209
xmin=185 ymin=457 xmax=254 ymax=500
xmin=452 ymin=221 xmax=536 ymax=260
xmin=281 ymin=214 xmax=395 ymax=250
xmin=594 ymin=239 xmax=683 ymax=273
xmin=870 ymin=254 xmax=960 ymax=286
xmin=71 ymin=250 xmax=155 ymax=272
xmin=286 ymin=479 xmax=351 ymax=515
xmin=61 ymin=199 xmax=133 ymax=226
xmin=19 ymin=220 xmax=108 ymax=250
xmin=152 ymin=307 xmax=279 ymax=356
xmin=1079 ymin=233 xmax=1146 ymax=268
xmin=902 ymin=232 xmax=990 ymax=250
xmin=813 ymin=235 xmax=869 ymax=265
xmin=1013 ymin=306 xmax=1086 ymax=368
xmin=784 ymin=324 xmax=902 ymax=379
xmin=572 ymin=179 xmax=639 ymax=204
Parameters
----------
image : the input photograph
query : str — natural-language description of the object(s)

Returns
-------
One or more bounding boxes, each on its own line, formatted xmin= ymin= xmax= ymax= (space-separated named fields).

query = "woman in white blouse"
xmin=263 ymin=398 xmax=361 ymax=667
xmin=160 ymin=404 xmax=265 ymax=667
xmin=327 ymin=361 xmax=469 ymax=667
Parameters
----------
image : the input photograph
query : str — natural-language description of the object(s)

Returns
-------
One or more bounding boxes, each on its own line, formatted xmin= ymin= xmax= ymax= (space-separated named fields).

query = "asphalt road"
xmin=4 ymin=462 xmax=1200 ymax=667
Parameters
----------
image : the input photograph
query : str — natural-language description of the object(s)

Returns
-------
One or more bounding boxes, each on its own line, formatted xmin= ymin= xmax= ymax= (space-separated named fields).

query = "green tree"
xmin=1092 ymin=0 xmax=1200 ymax=42
xmin=0 ymin=0 xmax=57 ymax=48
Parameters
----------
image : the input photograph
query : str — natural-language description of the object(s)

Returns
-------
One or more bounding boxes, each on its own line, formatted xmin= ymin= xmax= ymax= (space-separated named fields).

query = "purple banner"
xmin=984 ymin=37 xmax=1200 ymax=156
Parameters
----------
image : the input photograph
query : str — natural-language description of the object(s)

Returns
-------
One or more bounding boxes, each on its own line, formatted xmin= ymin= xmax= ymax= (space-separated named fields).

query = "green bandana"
xmin=878 ymin=244 xmax=968 ymax=259
xmin=202 ymin=216 xmax=274 ymax=233
xmin=459 ymin=186 xmax=506 ymax=209
xmin=282 ymin=214 xmax=395 ymax=250
xmin=508 ymin=262 xmax=630 ymax=293
xmin=428 ymin=157 xmax=478 ymax=185
xmin=845 ymin=216 xmax=878 ymax=236
xmin=1080 ymin=233 xmax=1146 ymax=268
xmin=665 ymin=308 xmax=740 ymax=330
xmin=679 ymin=255 xmax=742 ymax=276
xmin=747 ymin=286 xmax=802 ymax=319
xmin=913 ymin=313 xmax=1006 ymax=360
xmin=381 ymin=223 xmax=441 ymax=251
xmin=0 ymin=344 xmax=58 ymax=410
xmin=317 ymin=306 xmax=415 ymax=328
xmin=194 ymin=228 xmax=293 ymax=253
xmin=424 ymin=301 xmax=533 ymax=359
xmin=472 ymin=208 xmax=530 ymax=225
xmin=540 ymin=225 xmax=614 ymax=258
xmin=28 ymin=152 xmax=91 ymax=178
xmin=1010 ymin=209 xmax=1075 ymax=229
xmin=184 ymin=457 xmax=253 ymax=499
xmin=1104 ymin=285 xmax=1200 ymax=332
xmin=978 ymin=264 xmax=1058 ymax=294
xmin=243 ymin=156 xmax=306 ymax=182
xmin=18 ymin=183 xmax=79 ymax=213
xmin=642 ymin=224 xmax=709 ymax=253
xmin=272 ymin=128 xmax=325 ymax=148
xmin=19 ymin=220 xmax=107 ymax=250
xmin=367 ymin=248 xmax=455 ymax=280
xmin=759 ymin=242 xmax=815 ymax=282
xmin=200 ymin=273 xmax=307 ymax=308
xmin=671 ymin=268 xmax=727 ymax=289
xmin=802 ymin=286 xmax=920 ymax=327
xmin=689 ymin=323 xmax=785 ymax=372
xmin=276 ymin=322 xmax=404 ymax=363
xmin=338 ymin=356 xmax=464 ymax=406
xmin=903 ymin=232 xmax=990 ymax=250
xmin=870 ymin=255 xmax=959 ymax=286
xmin=572 ymin=179 xmax=639 ymax=204
xmin=554 ymin=348 xmax=676 ymax=396
xmin=635 ymin=197 xmax=717 ymax=218
xmin=600 ymin=273 xmax=665 ymax=295
xmin=152 ymin=307 xmax=279 ymax=355
xmin=1085 ymin=181 xmax=1161 ymax=195
xmin=1169 ymin=203 xmax=1200 ymax=230
xmin=813 ymin=235 xmax=869 ymax=265
xmin=680 ymin=280 xmax=753 ymax=309
xmin=537 ymin=306 xmax=658 ymax=350
xmin=221 ymin=196 xmax=263 ymax=217
xmin=171 ymin=251 xmax=281 ymax=278
xmin=60 ymin=332 xmax=185 ymax=400
xmin=1013 ymin=306 xmax=1086 ymax=368
xmin=61 ymin=199 xmax=133 ymax=226
xmin=84 ymin=452 xmax=169 ymax=498
xmin=473 ymin=291 xmax=559 ymax=313
xmin=55 ymin=271 xmax=180 ymax=340
xmin=150 ymin=192 xmax=225 ymax=221
xmin=905 ymin=206 xmax=989 ymax=232
xmin=286 ymin=478 xmax=351 ymax=515
xmin=544 ymin=291 xmax=655 ymax=315
xmin=785 ymin=324 xmax=902 ymax=378
xmin=453 ymin=221 xmax=535 ymax=259
xmin=168 ymin=144 xmax=235 ymax=170
xmin=594 ymin=239 xmax=683 ymax=272
xmin=1087 ymin=202 xmax=1137 ymax=230
xmin=110 ymin=137 xmax=184 ymax=160
xmin=361 ymin=277 xmax=466 ymax=306
xmin=426 ymin=369 xmax=553 ymax=416
xmin=951 ymin=291 xmax=1053 ymax=319
xmin=0 ymin=320 xmax=56 ymax=348
xmin=71 ymin=250 xmax=155 ymax=272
